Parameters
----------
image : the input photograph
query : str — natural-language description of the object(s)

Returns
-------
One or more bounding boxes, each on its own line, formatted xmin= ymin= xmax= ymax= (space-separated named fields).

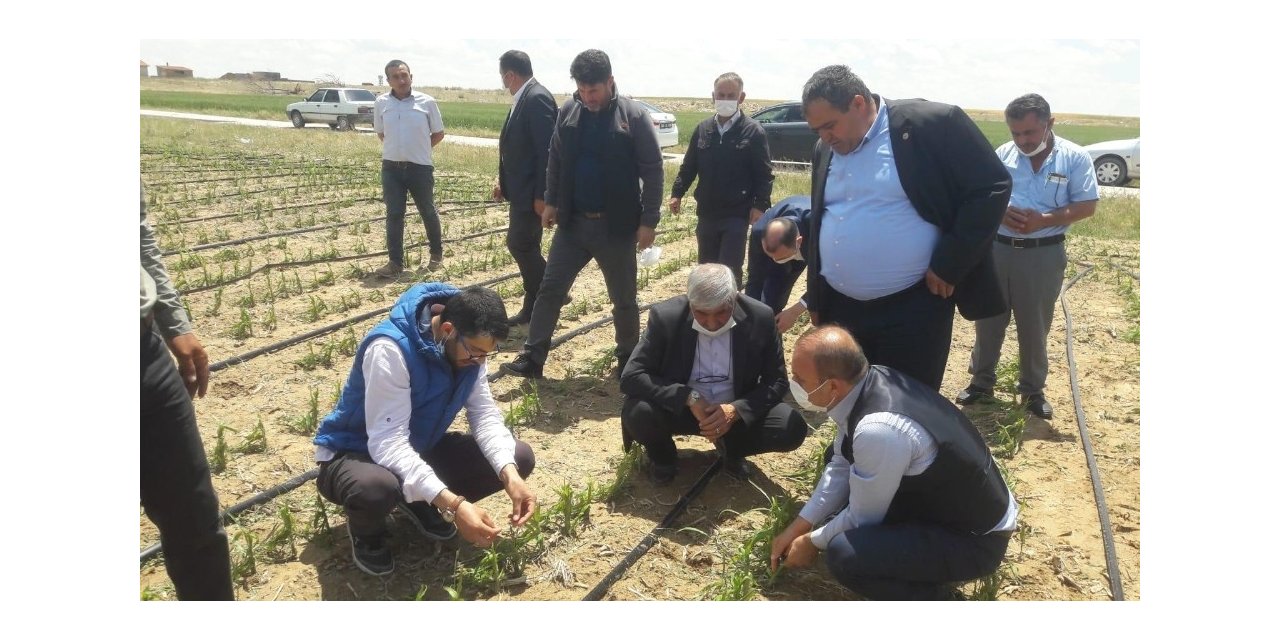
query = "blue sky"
xmin=140 ymin=38 xmax=1139 ymax=117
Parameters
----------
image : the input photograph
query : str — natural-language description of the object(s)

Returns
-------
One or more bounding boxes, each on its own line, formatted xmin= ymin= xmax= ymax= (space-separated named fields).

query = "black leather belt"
xmin=996 ymin=234 xmax=1065 ymax=249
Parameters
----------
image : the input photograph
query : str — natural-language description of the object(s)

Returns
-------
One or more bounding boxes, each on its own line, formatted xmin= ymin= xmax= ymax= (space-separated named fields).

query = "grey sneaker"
xmin=373 ymin=260 xmax=403 ymax=278
xmin=347 ymin=528 xmax=394 ymax=576
xmin=427 ymin=254 xmax=444 ymax=272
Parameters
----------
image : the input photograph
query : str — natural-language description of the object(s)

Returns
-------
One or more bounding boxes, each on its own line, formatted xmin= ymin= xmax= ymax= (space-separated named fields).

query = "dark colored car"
xmin=751 ymin=101 xmax=818 ymax=163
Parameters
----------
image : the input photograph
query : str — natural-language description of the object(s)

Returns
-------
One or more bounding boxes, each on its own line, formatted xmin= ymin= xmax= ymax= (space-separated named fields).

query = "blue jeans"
xmin=381 ymin=160 xmax=442 ymax=265
xmin=825 ymin=522 xmax=1010 ymax=600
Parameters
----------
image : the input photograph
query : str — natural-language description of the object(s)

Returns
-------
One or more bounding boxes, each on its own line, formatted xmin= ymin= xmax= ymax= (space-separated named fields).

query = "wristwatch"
xmin=687 ymin=389 xmax=702 ymax=407
xmin=439 ymin=494 xmax=466 ymax=523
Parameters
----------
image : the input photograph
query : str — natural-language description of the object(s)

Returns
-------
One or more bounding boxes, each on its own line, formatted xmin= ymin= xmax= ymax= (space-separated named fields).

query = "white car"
xmin=1084 ymin=138 xmax=1140 ymax=186
xmin=632 ymin=99 xmax=679 ymax=148
xmin=286 ymin=87 xmax=377 ymax=131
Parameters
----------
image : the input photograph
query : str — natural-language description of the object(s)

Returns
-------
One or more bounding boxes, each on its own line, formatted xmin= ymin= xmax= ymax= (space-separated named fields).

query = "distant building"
xmin=157 ymin=64 xmax=193 ymax=79
xmin=251 ymin=71 xmax=282 ymax=81
xmin=220 ymin=72 xmax=251 ymax=80
xmin=140 ymin=60 xmax=149 ymax=77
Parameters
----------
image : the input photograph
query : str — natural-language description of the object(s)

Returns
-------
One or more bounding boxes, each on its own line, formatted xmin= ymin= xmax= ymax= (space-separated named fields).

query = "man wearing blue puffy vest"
xmin=313 ymin=283 xmax=537 ymax=576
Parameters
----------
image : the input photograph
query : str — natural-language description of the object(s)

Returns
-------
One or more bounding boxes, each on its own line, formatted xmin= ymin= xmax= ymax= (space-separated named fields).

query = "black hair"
xmin=385 ymin=59 xmax=411 ymax=77
xmin=801 ymin=64 xmax=872 ymax=112
xmin=1005 ymin=93 xmax=1052 ymax=123
xmin=440 ymin=285 xmax=509 ymax=342
xmin=570 ymin=49 xmax=612 ymax=85
xmin=499 ymin=50 xmax=533 ymax=78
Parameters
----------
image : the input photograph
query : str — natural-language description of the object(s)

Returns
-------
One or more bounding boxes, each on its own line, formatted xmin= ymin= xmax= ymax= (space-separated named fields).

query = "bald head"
xmin=793 ymin=326 xmax=867 ymax=384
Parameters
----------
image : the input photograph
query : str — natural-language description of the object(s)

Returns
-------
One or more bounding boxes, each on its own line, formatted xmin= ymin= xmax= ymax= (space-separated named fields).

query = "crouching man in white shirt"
xmin=313 ymin=283 xmax=537 ymax=576
xmin=770 ymin=326 xmax=1017 ymax=600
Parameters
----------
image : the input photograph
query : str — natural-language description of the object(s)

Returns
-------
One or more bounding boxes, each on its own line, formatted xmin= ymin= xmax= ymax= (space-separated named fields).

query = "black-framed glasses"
xmin=459 ymin=339 xmax=499 ymax=364
xmin=695 ymin=374 xmax=730 ymax=384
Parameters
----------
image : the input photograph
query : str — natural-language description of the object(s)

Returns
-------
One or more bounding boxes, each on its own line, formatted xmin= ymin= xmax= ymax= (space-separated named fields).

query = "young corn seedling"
xmin=335 ymin=327 xmax=359 ymax=357
xmin=286 ymin=388 xmax=322 ymax=436
xmin=207 ymin=287 xmax=224 ymax=317
xmin=209 ymin=423 xmax=233 ymax=473
xmin=597 ymin=445 xmax=644 ymax=503
xmin=303 ymin=295 xmax=328 ymax=323
xmin=293 ymin=343 xmax=336 ymax=371
xmin=230 ymin=529 xmax=258 ymax=583
xmin=261 ymin=302 xmax=277 ymax=332
xmin=232 ymin=416 xmax=268 ymax=455
xmin=307 ymin=493 xmax=333 ymax=544
xmin=237 ymin=284 xmax=256 ymax=309
xmin=503 ymin=382 xmax=542 ymax=435
xmin=553 ymin=481 xmax=595 ymax=539
xmin=229 ymin=308 xmax=253 ymax=339
xmin=262 ymin=502 xmax=298 ymax=561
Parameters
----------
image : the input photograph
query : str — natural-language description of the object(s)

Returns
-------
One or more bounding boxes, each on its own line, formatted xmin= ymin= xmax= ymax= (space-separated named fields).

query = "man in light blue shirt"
xmin=957 ymin=94 xmax=1099 ymax=419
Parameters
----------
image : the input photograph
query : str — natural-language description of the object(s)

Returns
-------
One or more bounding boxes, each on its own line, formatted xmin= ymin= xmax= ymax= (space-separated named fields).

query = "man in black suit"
xmin=493 ymin=50 xmax=558 ymax=325
xmin=801 ymin=65 xmax=1010 ymax=391
xmin=620 ymin=264 xmax=808 ymax=484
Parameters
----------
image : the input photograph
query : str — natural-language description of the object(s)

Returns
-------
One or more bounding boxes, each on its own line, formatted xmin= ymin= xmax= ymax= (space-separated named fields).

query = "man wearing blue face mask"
xmin=313 ymin=284 xmax=537 ymax=576
xmin=744 ymin=195 xmax=812 ymax=330
xmin=771 ymin=326 xmax=1017 ymax=600
xmin=620 ymin=264 xmax=807 ymax=484
xmin=669 ymin=72 xmax=775 ymax=288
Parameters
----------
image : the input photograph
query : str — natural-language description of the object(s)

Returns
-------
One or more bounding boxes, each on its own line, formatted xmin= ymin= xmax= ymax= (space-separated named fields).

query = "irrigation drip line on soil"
xmin=148 ymin=170 xmax=341 ymax=187
xmin=155 ymin=196 xmax=382 ymax=226
xmin=1106 ymin=258 xmax=1140 ymax=282
xmin=1060 ymin=265 xmax=1125 ymax=601
xmin=139 ymin=468 xmax=321 ymax=564
xmin=208 ymin=270 xmax=522 ymax=373
xmin=582 ymin=458 xmax=724 ymax=601
xmin=152 ymin=181 xmax=381 ymax=207
xmin=162 ymin=216 xmax=386 ymax=256
xmin=179 ymin=225 xmax=512 ymax=295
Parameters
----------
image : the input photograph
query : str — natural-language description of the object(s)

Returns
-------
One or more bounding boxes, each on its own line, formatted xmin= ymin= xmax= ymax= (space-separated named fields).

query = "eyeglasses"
xmin=458 ymin=339 xmax=499 ymax=364
xmin=695 ymin=374 xmax=730 ymax=384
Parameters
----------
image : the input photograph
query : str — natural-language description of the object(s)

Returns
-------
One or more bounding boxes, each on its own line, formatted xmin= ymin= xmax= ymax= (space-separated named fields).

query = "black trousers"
xmin=316 ymin=433 xmax=536 ymax=537
xmin=621 ymin=397 xmax=808 ymax=466
xmin=696 ymin=216 xmax=750 ymax=288
xmin=506 ymin=204 xmax=545 ymax=318
xmin=819 ymin=280 xmax=955 ymax=391
xmin=140 ymin=328 xmax=234 ymax=600
xmin=826 ymin=523 xmax=1010 ymax=600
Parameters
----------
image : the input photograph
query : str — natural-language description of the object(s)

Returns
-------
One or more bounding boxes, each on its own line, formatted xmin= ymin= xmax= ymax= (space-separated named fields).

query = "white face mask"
xmin=1017 ymin=129 xmax=1051 ymax=157
xmin=789 ymin=377 xmax=832 ymax=412
xmin=714 ymin=99 xmax=739 ymax=118
xmin=772 ymin=249 xmax=802 ymax=264
xmin=692 ymin=315 xmax=736 ymax=338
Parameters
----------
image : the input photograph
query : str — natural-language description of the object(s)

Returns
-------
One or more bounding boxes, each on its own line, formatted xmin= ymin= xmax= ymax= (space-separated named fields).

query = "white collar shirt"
xmin=374 ymin=90 xmax=445 ymax=166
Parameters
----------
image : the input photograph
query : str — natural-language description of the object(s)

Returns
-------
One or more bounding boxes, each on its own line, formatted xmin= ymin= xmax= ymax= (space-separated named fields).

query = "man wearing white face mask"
xmin=771 ymin=326 xmax=1017 ymax=600
xmin=620 ymin=264 xmax=807 ymax=484
xmin=957 ymin=94 xmax=1098 ymax=420
xmin=744 ymin=195 xmax=812 ymax=329
xmin=669 ymin=72 xmax=775 ymax=288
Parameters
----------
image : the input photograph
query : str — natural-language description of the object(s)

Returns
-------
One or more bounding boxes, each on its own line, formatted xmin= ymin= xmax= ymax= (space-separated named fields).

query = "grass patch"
xmin=1072 ymin=195 xmax=1140 ymax=241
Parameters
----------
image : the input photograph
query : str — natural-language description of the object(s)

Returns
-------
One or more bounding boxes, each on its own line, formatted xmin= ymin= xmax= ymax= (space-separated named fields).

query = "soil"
xmin=139 ymin=144 xmax=1140 ymax=602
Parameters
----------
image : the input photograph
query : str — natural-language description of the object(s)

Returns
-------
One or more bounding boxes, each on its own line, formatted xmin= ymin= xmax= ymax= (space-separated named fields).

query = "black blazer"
xmin=621 ymin=293 xmax=788 ymax=426
xmin=806 ymin=96 xmax=1011 ymax=321
xmin=498 ymin=79 xmax=557 ymax=210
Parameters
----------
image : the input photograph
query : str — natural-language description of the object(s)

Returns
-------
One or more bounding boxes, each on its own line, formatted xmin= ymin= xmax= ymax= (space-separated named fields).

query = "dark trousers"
xmin=696 ymin=215 xmax=750 ymax=288
xmin=506 ymin=204 xmax=546 ymax=318
xmin=621 ymin=397 xmax=808 ymax=466
xmin=140 ymin=328 xmax=234 ymax=600
xmin=826 ymin=523 xmax=1010 ymax=600
xmin=820 ymin=280 xmax=955 ymax=391
xmin=744 ymin=240 xmax=806 ymax=315
xmin=316 ymin=433 xmax=536 ymax=537
xmin=381 ymin=160 xmax=442 ymax=264
xmin=524 ymin=217 xmax=639 ymax=365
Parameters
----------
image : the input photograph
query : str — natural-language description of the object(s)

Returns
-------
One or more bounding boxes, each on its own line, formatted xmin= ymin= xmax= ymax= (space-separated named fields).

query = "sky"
xmin=140 ymin=38 xmax=1140 ymax=117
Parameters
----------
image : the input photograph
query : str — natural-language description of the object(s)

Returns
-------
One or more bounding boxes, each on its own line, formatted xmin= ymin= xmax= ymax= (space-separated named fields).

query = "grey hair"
xmin=687 ymin=264 xmax=736 ymax=311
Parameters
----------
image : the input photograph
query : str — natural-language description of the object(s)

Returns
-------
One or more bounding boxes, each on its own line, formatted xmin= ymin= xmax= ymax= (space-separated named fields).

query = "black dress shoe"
xmin=506 ymin=310 xmax=532 ymax=326
xmin=650 ymin=461 xmax=677 ymax=485
xmin=501 ymin=353 xmax=544 ymax=379
xmin=955 ymin=384 xmax=993 ymax=406
xmin=722 ymin=455 xmax=751 ymax=481
xmin=1023 ymin=394 xmax=1053 ymax=419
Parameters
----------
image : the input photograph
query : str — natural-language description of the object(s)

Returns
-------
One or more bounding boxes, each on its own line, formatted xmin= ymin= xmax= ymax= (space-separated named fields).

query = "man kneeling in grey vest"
xmin=771 ymin=325 xmax=1017 ymax=600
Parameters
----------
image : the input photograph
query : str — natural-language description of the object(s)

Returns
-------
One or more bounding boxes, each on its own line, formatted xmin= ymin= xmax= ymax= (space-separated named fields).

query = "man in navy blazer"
xmin=801 ymin=65 xmax=1010 ymax=391
xmin=493 ymin=50 xmax=558 ymax=325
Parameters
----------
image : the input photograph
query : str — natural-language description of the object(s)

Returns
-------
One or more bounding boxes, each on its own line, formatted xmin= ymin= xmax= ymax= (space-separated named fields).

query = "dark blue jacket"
xmin=744 ymin=196 xmax=811 ymax=313
xmin=314 ymin=283 xmax=478 ymax=456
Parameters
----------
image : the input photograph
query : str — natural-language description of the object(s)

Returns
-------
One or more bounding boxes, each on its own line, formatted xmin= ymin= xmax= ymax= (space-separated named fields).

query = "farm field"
xmin=139 ymin=115 xmax=1140 ymax=601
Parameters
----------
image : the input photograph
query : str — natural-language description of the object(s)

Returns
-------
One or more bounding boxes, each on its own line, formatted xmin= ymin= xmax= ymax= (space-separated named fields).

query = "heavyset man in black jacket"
xmin=503 ymin=49 xmax=664 ymax=380
xmin=670 ymin=72 xmax=774 ymax=288
xmin=801 ymin=65 xmax=1010 ymax=391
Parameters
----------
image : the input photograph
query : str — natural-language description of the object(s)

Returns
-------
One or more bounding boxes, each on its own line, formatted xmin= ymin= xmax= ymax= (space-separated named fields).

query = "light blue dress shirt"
xmin=819 ymin=99 xmax=940 ymax=301
xmin=995 ymin=134 xmax=1099 ymax=238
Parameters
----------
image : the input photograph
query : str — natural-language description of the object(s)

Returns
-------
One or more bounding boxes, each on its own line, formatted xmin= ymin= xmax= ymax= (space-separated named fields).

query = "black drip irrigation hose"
xmin=179 ymin=225 xmax=511 ymax=295
xmin=209 ymin=270 xmax=521 ymax=373
xmin=140 ymin=468 xmax=321 ymax=564
xmin=162 ymin=216 xmax=384 ymax=256
xmin=582 ymin=458 xmax=723 ymax=601
xmin=1060 ymin=265 xmax=1125 ymax=601
xmin=155 ymin=196 xmax=381 ymax=226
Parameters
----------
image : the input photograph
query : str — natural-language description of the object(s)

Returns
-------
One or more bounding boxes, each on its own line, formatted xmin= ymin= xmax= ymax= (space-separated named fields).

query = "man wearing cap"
xmin=956 ymin=94 xmax=1099 ymax=419
xmin=669 ymin=72 xmax=774 ymax=288
xmin=743 ymin=195 xmax=811 ymax=332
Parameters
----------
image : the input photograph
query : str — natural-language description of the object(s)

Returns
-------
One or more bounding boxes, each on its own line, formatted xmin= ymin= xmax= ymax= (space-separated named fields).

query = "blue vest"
xmin=313 ymin=283 xmax=480 ymax=456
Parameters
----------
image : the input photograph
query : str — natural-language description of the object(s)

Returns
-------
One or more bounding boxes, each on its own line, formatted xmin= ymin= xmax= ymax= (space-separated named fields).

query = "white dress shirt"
xmin=315 ymin=324 xmax=516 ymax=505
xmin=508 ymin=77 xmax=532 ymax=113
xmin=374 ymin=90 xmax=445 ymax=166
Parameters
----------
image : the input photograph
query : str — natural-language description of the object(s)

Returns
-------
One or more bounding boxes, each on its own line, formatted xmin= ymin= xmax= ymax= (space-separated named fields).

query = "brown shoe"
xmin=373 ymin=260 xmax=403 ymax=278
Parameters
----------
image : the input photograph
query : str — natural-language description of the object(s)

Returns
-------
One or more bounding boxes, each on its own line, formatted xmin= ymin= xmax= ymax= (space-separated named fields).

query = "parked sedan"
xmin=750 ymin=101 xmax=818 ymax=163
xmin=286 ymin=87 xmax=377 ymax=131
xmin=632 ymin=99 xmax=679 ymax=148
xmin=1084 ymin=138 xmax=1140 ymax=186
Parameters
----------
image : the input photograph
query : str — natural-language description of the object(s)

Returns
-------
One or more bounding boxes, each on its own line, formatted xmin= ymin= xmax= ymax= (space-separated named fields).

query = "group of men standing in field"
xmin=140 ymin=47 xmax=1099 ymax=601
